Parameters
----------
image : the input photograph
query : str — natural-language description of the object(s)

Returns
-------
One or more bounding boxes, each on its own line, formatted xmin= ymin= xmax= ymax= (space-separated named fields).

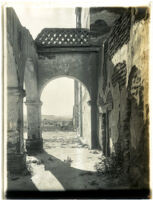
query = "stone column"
xmin=73 ymin=80 xmax=79 ymax=130
xmin=73 ymin=7 xmax=82 ymax=132
xmin=98 ymin=112 xmax=103 ymax=149
xmin=25 ymin=100 xmax=43 ymax=155
xmin=89 ymin=100 xmax=99 ymax=149
xmin=7 ymin=87 xmax=26 ymax=174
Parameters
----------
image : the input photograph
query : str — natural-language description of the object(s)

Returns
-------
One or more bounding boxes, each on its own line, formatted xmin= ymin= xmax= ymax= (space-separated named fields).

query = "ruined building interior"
xmin=5 ymin=5 xmax=150 ymax=197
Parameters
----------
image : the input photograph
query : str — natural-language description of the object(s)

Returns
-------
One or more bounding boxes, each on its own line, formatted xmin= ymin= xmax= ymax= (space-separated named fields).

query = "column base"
xmin=7 ymin=153 xmax=26 ymax=174
xmin=26 ymin=138 xmax=43 ymax=155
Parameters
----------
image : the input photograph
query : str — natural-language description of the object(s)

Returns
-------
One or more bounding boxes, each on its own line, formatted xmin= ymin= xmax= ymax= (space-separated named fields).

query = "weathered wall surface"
xmin=77 ymin=82 xmax=83 ymax=137
xmin=7 ymin=8 xmax=38 ymax=172
xmin=37 ymin=51 xmax=99 ymax=101
xmin=74 ymin=81 xmax=91 ymax=147
xmin=81 ymin=86 xmax=91 ymax=147
xmin=93 ymin=8 xmax=149 ymax=188
xmin=37 ymin=49 xmax=99 ymax=148
xmin=7 ymin=8 xmax=38 ymax=88
xmin=73 ymin=80 xmax=80 ymax=131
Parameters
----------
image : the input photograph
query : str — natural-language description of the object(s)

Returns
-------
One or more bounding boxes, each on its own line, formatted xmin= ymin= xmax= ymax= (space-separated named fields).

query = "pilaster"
xmin=25 ymin=100 xmax=43 ymax=154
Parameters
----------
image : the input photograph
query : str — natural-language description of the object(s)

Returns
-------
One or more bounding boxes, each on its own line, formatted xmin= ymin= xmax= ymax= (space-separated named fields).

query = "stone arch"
xmin=36 ymin=42 xmax=100 ymax=149
xmin=37 ymin=50 xmax=99 ymax=104
xmin=24 ymin=58 xmax=39 ymax=101
xmin=39 ymin=75 xmax=91 ymax=100
xmin=40 ymin=75 xmax=92 ymax=148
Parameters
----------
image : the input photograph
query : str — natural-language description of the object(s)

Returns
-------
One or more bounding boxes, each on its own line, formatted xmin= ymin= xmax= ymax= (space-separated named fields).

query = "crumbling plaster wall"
xmin=112 ymin=17 xmax=149 ymax=189
xmin=111 ymin=18 xmax=149 ymax=148
xmin=95 ymin=9 xmax=149 ymax=188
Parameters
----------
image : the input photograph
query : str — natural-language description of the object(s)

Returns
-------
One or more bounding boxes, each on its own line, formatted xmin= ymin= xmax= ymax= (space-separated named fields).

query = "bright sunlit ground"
xmin=8 ymin=131 xmax=126 ymax=191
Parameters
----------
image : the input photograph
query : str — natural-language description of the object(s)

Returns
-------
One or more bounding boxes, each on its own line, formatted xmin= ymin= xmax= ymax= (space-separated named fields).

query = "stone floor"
xmin=7 ymin=131 xmax=122 ymax=191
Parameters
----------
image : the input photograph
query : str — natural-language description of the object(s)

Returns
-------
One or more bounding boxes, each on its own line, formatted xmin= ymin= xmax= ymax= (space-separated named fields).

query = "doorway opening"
xmin=40 ymin=76 xmax=92 ymax=150
xmin=26 ymin=76 xmax=102 ymax=190
xmin=20 ymin=76 xmax=103 ymax=191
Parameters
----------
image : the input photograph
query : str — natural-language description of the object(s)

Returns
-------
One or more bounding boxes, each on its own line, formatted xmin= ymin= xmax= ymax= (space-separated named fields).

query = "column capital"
xmin=98 ymin=106 xmax=103 ymax=114
xmin=25 ymin=100 xmax=42 ymax=106
xmin=7 ymin=87 xmax=26 ymax=97
xmin=87 ymin=100 xmax=97 ymax=106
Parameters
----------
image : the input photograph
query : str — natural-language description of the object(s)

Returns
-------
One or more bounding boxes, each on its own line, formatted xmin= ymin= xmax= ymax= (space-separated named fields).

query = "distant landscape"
xmin=42 ymin=115 xmax=73 ymax=121
xmin=24 ymin=115 xmax=73 ymax=122
xmin=24 ymin=114 xmax=74 ymax=131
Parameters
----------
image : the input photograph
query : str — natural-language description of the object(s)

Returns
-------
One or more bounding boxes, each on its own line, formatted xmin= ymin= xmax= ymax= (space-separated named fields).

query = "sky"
xmin=13 ymin=6 xmax=76 ymax=39
xmin=13 ymin=5 xmax=76 ymax=116
xmin=41 ymin=78 xmax=74 ymax=117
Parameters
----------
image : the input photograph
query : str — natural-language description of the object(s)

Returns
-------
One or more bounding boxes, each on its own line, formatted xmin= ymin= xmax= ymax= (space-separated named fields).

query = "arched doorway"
xmin=21 ymin=76 xmax=102 ymax=191
xmin=40 ymin=76 xmax=91 ymax=148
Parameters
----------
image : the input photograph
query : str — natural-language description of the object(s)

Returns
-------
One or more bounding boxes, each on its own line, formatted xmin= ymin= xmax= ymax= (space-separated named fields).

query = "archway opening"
xmin=42 ymin=77 xmax=74 ymax=120
xmin=40 ymin=76 xmax=92 ymax=150
xmin=21 ymin=76 xmax=103 ymax=191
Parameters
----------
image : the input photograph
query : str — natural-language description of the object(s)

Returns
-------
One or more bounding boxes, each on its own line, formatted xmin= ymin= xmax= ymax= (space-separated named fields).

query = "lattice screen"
xmin=35 ymin=28 xmax=90 ymax=47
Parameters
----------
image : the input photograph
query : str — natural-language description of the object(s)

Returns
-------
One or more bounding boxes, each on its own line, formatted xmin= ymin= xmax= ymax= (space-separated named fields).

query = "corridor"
xmin=5 ymin=6 xmax=150 ymax=197
xmin=8 ymin=131 xmax=121 ymax=191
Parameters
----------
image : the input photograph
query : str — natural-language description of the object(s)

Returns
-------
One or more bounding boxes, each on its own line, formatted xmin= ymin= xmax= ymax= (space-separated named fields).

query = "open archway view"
xmin=22 ymin=77 xmax=108 ymax=191
xmin=41 ymin=77 xmax=92 ymax=147
xmin=41 ymin=77 xmax=75 ymax=133
xmin=6 ymin=5 xmax=149 ymax=197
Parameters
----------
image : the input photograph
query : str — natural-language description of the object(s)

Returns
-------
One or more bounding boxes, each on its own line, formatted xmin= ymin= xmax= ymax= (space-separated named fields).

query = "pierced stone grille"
xmin=35 ymin=28 xmax=90 ymax=47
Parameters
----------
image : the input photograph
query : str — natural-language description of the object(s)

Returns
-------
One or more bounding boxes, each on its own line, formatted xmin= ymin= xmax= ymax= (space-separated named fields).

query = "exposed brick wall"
xmin=107 ymin=9 xmax=131 ymax=59
xmin=111 ymin=60 xmax=127 ymax=89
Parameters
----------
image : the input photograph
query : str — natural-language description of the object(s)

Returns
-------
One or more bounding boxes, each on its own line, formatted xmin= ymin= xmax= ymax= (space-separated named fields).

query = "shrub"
xmin=94 ymin=153 xmax=123 ymax=178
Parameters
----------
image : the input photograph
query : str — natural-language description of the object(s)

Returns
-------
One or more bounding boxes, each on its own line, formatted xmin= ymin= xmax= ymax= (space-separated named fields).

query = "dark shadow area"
xmin=6 ymin=188 xmax=150 ymax=199
xmin=34 ymin=150 xmax=106 ymax=190
xmin=6 ymin=151 xmax=150 ymax=199
xmin=7 ymin=174 xmax=38 ymax=191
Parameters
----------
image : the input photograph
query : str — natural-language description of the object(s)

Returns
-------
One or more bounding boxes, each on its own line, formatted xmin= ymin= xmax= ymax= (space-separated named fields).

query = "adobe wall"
xmin=93 ymin=8 xmax=149 ymax=188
